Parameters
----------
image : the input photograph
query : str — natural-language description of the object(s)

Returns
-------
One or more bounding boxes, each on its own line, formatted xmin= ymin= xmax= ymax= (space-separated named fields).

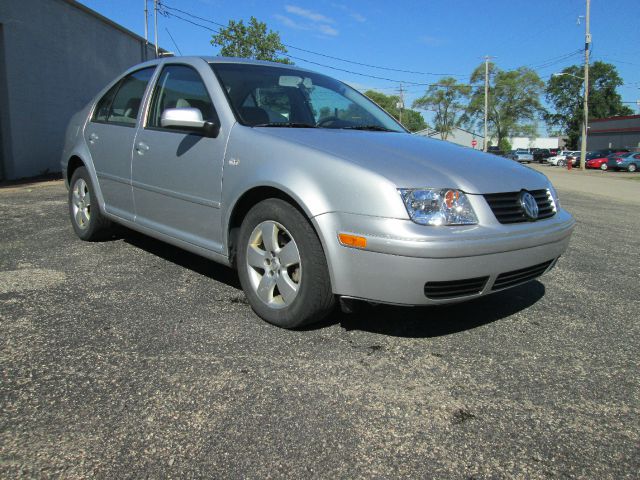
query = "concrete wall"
xmin=0 ymin=0 xmax=157 ymax=180
xmin=587 ymin=115 xmax=640 ymax=151
xmin=414 ymin=127 xmax=485 ymax=151
xmin=588 ymin=132 xmax=640 ymax=151
xmin=444 ymin=128 xmax=484 ymax=151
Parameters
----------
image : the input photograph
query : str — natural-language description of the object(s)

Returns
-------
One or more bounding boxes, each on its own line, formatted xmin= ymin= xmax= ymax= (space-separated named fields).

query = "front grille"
xmin=483 ymin=189 xmax=556 ymax=224
xmin=491 ymin=260 xmax=554 ymax=291
xmin=425 ymin=276 xmax=489 ymax=300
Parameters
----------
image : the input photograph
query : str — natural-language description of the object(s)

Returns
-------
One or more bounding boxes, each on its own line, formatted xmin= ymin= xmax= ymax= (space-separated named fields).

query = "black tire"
xmin=237 ymin=198 xmax=335 ymax=328
xmin=558 ymin=160 xmax=566 ymax=167
xmin=68 ymin=166 xmax=112 ymax=241
xmin=628 ymin=163 xmax=637 ymax=173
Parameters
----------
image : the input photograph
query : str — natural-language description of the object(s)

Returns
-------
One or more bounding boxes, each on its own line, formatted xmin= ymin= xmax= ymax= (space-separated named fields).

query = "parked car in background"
xmin=532 ymin=148 xmax=553 ymax=163
xmin=61 ymin=56 xmax=575 ymax=328
xmin=606 ymin=152 xmax=640 ymax=172
xmin=565 ymin=151 xmax=584 ymax=167
xmin=548 ymin=150 xmax=576 ymax=166
xmin=487 ymin=146 xmax=505 ymax=156
xmin=579 ymin=149 xmax=629 ymax=167
xmin=506 ymin=149 xmax=534 ymax=163
xmin=586 ymin=152 xmax=629 ymax=170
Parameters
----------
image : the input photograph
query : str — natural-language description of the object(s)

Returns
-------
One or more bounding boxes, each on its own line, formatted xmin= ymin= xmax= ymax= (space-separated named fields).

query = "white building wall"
xmin=508 ymin=137 xmax=559 ymax=149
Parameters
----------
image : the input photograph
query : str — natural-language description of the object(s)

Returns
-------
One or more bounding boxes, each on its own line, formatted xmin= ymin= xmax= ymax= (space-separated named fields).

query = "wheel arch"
xmin=66 ymin=155 xmax=85 ymax=184
xmin=226 ymin=185 xmax=325 ymax=269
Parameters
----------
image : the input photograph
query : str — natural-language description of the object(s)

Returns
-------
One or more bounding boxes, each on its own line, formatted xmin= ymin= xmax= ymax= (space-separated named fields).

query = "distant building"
xmin=414 ymin=127 xmax=485 ymax=151
xmin=0 ymin=0 xmax=159 ymax=180
xmin=507 ymin=137 xmax=560 ymax=150
xmin=586 ymin=115 xmax=640 ymax=151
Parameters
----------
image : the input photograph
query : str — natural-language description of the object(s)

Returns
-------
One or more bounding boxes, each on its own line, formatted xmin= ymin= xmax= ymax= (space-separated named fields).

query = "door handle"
xmin=88 ymin=133 xmax=99 ymax=144
xmin=135 ymin=141 xmax=150 ymax=155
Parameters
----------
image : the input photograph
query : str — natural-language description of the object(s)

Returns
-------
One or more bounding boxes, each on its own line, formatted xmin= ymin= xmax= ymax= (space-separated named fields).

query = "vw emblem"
xmin=520 ymin=191 xmax=539 ymax=220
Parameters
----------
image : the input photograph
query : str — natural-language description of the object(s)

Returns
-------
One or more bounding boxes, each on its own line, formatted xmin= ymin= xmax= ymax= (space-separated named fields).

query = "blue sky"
xmin=80 ymin=0 xmax=639 ymax=132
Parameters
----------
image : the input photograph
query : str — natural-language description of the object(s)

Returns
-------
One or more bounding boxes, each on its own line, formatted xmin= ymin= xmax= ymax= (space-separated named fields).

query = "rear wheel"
xmin=628 ymin=163 xmax=637 ymax=173
xmin=68 ymin=166 xmax=112 ymax=241
xmin=237 ymin=199 xmax=335 ymax=328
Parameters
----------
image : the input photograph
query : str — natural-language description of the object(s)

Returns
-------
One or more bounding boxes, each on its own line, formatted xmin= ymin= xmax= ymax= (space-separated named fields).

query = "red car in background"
xmin=586 ymin=151 xmax=629 ymax=170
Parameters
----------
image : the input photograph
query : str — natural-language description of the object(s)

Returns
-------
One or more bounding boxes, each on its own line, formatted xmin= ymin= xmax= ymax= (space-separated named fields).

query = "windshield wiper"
xmin=253 ymin=122 xmax=317 ymax=128
xmin=340 ymin=125 xmax=396 ymax=132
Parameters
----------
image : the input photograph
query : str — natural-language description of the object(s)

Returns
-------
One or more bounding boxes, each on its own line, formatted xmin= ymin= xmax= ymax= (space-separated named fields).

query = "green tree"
xmin=211 ymin=17 xmax=292 ymax=64
xmin=364 ymin=90 xmax=427 ymax=132
xmin=462 ymin=63 xmax=544 ymax=147
xmin=545 ymin=61 xmax=632 ymax=148
xmin=412 ymin=77 xmax=471 ymax=140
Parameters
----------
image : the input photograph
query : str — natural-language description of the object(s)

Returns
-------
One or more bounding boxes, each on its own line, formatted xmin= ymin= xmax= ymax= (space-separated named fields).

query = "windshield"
xmin=210 ymin=63 xmax=406 ymax=132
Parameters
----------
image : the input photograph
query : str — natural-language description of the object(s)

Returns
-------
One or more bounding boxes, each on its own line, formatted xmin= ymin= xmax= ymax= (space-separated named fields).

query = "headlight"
xmin=399 ymin=188 xmax=478 ymax=226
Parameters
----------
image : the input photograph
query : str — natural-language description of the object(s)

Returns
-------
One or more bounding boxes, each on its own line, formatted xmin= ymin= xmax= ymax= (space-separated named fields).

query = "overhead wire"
xmin=158 ymin=1 xmax=637 ymax=101
xmin=159 ymin=2 xmax=469 ymax=78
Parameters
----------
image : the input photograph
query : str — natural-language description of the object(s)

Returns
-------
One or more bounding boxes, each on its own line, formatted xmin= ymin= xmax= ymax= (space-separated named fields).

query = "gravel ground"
xmin=1 ymin=180 xmax=638 ymax=479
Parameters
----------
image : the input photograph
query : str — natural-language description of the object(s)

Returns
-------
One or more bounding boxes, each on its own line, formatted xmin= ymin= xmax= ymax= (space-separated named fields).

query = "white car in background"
xmin=548 ymin=151 xmax=578 ymax=166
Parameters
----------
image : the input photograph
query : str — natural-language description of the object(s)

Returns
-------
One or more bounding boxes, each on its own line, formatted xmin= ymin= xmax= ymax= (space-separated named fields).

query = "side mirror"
xmin=160 ymin=108 xmax=220 ymax=138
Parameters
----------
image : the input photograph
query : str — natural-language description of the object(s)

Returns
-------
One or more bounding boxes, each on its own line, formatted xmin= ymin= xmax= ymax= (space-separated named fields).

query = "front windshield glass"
xmin=210 ymin=63 xmax=406 ymax=132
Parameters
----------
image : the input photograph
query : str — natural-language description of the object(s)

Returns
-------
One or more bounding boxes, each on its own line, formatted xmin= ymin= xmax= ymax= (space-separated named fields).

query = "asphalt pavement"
xmin=1 ymin=178 xmax=638 ymax=478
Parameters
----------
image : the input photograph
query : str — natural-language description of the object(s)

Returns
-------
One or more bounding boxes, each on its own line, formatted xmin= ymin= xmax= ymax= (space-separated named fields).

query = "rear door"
xmin=131 ymin=63 xmax=226 ymax=252
xmin=85 ymin=67 xmax=155 ymax=220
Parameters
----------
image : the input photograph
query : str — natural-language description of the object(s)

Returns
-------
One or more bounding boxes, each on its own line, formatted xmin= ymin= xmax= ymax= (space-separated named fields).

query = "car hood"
xmin=258 ymin=128 xmax=549 ymax=194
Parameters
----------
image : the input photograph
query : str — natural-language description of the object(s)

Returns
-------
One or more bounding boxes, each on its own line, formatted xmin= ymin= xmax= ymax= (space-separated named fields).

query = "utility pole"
xmin=143 ymin=0 xmax=148 ymax=44
xmin=143 ymin=0 xmax=149 ymax=60
xmin=483 ymin=56 xmax=491 ymax=152
xmin=153 ymin=0 xmax=159 ymax=58
xmin=398 ymin=83 xmax=404 ymax=125
xmin=579 ymin=0 xmax=591 ymax=170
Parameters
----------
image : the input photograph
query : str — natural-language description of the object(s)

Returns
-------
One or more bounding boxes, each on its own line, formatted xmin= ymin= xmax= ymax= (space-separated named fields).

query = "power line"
xmin=159 ymin=2 xmax=470 ymax=77
xmin=158 ymin=1 xmax=636 ymax=97
xmin=160 ymin=1 xmax=589 ymax=83
xmin=160 ymin=7 xmax=482 ymax=88
xmin=165 ymin=27 xmax=182 ymax=55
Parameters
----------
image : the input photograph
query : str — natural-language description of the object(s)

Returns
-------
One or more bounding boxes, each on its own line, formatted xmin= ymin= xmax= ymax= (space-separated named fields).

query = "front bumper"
xmin=313 ymin=209 xmax=575 ymax=305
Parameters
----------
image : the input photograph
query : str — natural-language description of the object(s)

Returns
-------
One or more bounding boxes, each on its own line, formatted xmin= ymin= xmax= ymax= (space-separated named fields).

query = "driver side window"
xmin=147 ymin=65 xmax=217 ymax=130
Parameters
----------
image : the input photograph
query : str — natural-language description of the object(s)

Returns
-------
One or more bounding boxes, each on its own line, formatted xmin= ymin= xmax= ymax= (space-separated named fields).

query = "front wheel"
xmin=237 ymin=199 xmax=335 ymax=328
xmin=600 ymin=163 xmax=608 ymax=171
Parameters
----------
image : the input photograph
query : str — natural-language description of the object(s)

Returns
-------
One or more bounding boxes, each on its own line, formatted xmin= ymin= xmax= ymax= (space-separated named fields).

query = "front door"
xmin=132 ymin=64 xmax=225 ymax=252
xmin=84 ymin=67 xmax=155 ymax=220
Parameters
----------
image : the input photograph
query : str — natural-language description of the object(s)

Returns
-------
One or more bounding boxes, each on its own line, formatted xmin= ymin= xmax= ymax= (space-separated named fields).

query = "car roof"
xmin=129 ymin=55 xmax=316 ymax=74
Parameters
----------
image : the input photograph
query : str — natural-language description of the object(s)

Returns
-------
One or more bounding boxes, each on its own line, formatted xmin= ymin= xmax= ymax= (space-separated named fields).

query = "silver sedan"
xmin=61 ymin=56 xmax=575 ymax=328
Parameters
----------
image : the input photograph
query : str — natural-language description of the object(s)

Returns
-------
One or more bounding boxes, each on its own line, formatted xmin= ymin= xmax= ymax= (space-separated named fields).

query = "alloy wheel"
xmin=245 ymin=221 xmax=301 ymax=308
xmin=71 ymin=178 xmax=91 ymax=229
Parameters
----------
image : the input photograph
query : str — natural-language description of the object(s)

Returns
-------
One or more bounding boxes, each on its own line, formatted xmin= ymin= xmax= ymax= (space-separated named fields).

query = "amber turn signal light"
xmin=338 ymin=233 xmax=367 ymax=249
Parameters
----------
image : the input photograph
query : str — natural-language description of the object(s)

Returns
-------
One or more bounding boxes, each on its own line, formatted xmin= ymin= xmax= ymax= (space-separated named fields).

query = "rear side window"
xmin=92 ymin=67 xmax=155 ymax=126
xmin=147 ymin=65 xmax=217 ymax=129
xmin=93 ymin=83 xmax=119 ymax=122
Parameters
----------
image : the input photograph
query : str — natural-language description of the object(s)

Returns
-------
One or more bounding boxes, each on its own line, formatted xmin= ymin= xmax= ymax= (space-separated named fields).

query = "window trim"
xmin=143 ymin=63 xmax=220 ymax=137
xmin=89 ymin=66 xmax=156 ymax=128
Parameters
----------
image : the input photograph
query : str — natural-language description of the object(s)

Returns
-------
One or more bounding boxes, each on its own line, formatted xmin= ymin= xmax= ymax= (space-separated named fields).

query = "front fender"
xmin=221 ymin=125 xmax=410 ymax=246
